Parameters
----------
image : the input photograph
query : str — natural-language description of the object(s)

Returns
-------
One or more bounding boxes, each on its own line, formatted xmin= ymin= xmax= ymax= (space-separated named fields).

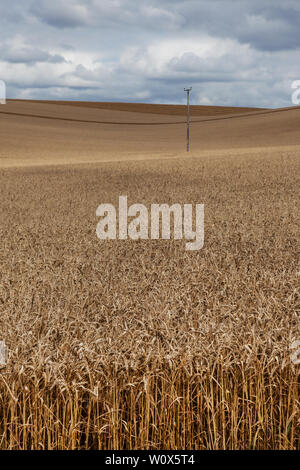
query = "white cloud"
xmin=0 ymin=1 xmax=300 ymax=106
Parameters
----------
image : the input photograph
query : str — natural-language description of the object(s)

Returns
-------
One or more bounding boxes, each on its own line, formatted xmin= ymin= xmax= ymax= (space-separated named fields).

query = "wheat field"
xmin=0 ymin=101 xmax=299 ymax=449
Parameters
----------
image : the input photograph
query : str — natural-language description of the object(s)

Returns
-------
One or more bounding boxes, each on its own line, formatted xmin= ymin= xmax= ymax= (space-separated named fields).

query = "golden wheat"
xmin=0 ymin=149 xmax=299 ymax=449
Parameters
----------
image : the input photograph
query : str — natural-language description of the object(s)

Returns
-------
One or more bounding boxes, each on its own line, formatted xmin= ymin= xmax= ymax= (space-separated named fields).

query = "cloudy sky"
xmin=1 ymin=0 xmax=300 ymax=107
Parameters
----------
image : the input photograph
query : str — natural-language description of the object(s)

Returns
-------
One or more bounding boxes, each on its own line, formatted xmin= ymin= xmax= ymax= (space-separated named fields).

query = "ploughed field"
xmin=0 ymin=100 xmax=299 ymax=449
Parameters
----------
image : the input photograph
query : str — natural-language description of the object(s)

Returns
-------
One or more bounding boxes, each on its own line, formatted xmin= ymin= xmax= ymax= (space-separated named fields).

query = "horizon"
xmin=7 ymin=97 xmax=268 ymax=108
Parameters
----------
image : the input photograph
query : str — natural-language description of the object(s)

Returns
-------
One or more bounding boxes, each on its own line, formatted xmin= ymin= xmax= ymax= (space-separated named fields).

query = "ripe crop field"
xmin=0 ymin=101 xmax=299 ymax=449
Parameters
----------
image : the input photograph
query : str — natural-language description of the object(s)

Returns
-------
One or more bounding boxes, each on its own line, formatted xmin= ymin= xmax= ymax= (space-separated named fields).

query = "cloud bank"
xmin=0 ymin=0 xmax=300 ymax=107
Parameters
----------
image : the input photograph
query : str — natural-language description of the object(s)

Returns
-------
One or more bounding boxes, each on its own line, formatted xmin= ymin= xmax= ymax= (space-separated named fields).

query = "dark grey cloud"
xmin=30 ymin=0 xmax=185 ymax=31
xmin=30 ymin=0 xmax=91 ymax=28
xmin=167 ymin=0 xmax=300 ymax=52
xmin=27 ymin=0 xmax=300 ymax=51
xmin=0 ymin=44 xmax=66 ymax=64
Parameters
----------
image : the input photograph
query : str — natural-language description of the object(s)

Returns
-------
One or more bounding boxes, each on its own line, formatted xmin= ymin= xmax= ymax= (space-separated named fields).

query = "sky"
xmin=1 ymin=0 xmax=300 ymax=107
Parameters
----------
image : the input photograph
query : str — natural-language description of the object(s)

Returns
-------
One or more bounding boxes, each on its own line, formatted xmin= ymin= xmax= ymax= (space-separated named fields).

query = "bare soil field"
xmin=0 ymin=101 xmax=299 ymax=449
xmin=1 ymin=100 xmax=300 ymax=167
xmin=10 ymin=99 xmax=264 ymax=116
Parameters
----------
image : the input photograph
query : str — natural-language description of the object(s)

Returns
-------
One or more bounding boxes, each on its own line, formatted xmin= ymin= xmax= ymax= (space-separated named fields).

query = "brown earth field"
xmin=0 ymin=100 xmax=299 ymax=450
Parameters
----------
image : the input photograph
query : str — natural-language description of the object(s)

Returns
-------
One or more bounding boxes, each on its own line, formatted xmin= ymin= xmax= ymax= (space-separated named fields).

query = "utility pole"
xmin=184 ymin=87 xmax=192 ymax=152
